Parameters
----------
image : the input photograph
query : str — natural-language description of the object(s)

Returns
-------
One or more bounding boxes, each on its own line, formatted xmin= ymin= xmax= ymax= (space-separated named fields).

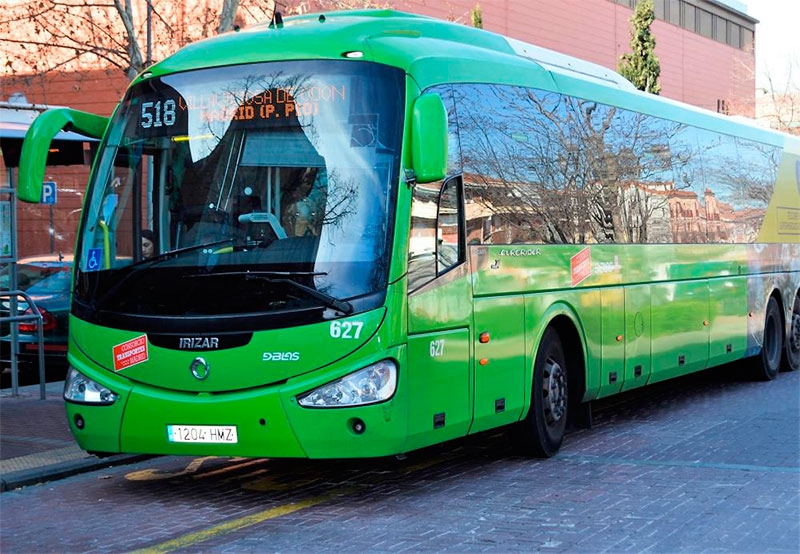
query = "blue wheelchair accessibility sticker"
xmin=86 ymin=248 xmax=103 ymax=271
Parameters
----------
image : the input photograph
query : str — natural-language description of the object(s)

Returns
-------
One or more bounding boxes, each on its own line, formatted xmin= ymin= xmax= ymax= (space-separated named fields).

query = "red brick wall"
xmin=1 ymin=69 xmax=129 ymax=257
xmin=396 ymin=0 xmax=754 ymax=114
xmin=0 ymin=69 xmax=128 ymax=116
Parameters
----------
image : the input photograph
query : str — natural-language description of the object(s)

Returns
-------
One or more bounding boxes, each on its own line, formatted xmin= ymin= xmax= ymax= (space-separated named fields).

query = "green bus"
xmin=18 ymin=10 xmax=800 ymax=459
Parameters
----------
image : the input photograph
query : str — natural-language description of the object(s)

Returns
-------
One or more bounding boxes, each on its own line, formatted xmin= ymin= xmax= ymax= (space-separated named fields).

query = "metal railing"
xmin=0 ymin=289 xmax=46 ymax=399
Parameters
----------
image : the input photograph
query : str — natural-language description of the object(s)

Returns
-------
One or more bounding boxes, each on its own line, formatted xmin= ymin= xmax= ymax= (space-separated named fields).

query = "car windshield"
xmin=27 ymin=269 xmax=72 ymax=294
xmin=74 ymin=60 xmax=403 ymax=329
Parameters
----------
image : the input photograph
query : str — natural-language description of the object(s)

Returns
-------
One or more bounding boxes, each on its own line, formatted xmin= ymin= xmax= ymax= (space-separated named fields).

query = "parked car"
xmin=1 ymin=255 xmax=73 ymax=375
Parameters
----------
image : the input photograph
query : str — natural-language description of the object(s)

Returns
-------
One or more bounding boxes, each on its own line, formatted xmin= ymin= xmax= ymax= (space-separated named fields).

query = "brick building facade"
xmin=1 ymin=0 xmax=757 ymax=257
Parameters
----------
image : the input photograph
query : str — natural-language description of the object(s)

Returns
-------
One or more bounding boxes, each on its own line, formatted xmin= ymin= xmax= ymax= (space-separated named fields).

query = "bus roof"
xmin=137 ymin=9 xmax=797 ymax=152
xmin=140 ymin=10 xmax=631 ymax=90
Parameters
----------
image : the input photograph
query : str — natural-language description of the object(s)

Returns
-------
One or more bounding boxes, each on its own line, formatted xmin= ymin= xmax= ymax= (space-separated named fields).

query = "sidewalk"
xmin=0 ymin=381 xmax=144 ymax=492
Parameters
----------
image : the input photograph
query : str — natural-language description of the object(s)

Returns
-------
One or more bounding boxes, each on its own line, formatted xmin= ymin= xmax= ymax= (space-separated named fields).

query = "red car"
xmin=1 ymin=255 xmax=73 ymax=376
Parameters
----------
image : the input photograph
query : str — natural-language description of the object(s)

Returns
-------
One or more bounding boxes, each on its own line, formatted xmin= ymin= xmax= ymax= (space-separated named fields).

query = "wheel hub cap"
xmin=542 ymin=358 xmax=567 ymax=425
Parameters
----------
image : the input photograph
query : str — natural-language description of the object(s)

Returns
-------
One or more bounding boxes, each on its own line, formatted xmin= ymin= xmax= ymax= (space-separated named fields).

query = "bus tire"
xmin=755 ymin=296 xmax=783 ymax=381
xmin=515 ymin=327 xmax=568 ymax=457
xmin=783 ymin=295 xmax=800 ymax=372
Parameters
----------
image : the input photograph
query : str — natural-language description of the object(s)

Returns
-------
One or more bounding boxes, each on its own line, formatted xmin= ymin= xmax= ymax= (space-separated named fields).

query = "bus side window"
xmin=408 ymin=181 xmax=441 ymax=291
xmin=436 ymin=177 xmax=464 ymax=276
xmin=408 ymin=176 xmax=465 ymax=291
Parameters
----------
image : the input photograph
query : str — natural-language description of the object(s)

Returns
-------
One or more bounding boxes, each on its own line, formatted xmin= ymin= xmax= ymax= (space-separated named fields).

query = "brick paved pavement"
xmin=0 ymin=364 xmax=797 ymax=553
xmin=0 ymin=382 xmax=144 ymax=491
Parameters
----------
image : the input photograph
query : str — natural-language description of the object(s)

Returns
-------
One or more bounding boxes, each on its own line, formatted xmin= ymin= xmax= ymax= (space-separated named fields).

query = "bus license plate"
xmin=167 ymin=425 xmax=238 ymax=444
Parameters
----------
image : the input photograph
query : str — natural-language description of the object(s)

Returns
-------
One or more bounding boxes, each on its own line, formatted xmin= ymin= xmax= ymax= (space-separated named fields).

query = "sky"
xmin=743 ymin=0 xmax=800 ymax=92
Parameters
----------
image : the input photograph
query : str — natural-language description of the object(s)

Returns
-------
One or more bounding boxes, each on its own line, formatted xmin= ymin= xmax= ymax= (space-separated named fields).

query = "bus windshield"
xmin=74 ymin=60 xmax=403 ymax=329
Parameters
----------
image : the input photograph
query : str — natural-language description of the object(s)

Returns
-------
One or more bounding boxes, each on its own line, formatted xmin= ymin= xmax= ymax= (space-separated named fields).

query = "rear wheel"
xmin=783 ymin=295 xmax=800 ymax=372
xmin=755 ymin=296 xmax=783 ymax=381
xmin=514 ymin=327 xmax=568 ymax=457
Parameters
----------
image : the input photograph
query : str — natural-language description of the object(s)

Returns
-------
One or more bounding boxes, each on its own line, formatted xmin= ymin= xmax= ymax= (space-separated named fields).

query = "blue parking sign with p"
xmin=41 ymin=181 xmax=57 ymax=205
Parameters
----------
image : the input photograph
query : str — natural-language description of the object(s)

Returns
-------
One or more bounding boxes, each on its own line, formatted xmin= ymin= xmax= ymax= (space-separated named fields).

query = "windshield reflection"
xmin=74 ymin=60 xmax=403 ymax=329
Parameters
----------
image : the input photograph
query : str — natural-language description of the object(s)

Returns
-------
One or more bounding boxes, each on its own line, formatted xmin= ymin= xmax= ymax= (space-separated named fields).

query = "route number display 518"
xmin=141 ymin=100 xmax=177 ymax=129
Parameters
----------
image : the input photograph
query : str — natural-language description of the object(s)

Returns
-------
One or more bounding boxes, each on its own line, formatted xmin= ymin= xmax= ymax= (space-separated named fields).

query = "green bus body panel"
xmin=707 ymin=278 xmax=748 ymax=365
xmin=599 ymin=288 xmax=625 ymax=398
xmin=622 ymin=285 xmax=652 ymax=392
xmin=120 ymin=383 xmax=306 ymax=457
xmin=408 ymin=265 xmax=473 ymax=333
xmin=405 ymin=328 xmax=471 ymax=451
xmin=523 ymin=294 xmax=602 ymax=402
xmin=410 ymin=93 xmax=448 ymax=183
xmin=280 ymin=344 xmax=409 ymax=458
xmin=471 ymin=296 xmax=526 ymax=434
xmin=470 ymin=244 xmax=753 ymax=296
xmin=139 ymin=11 xmax=516 ymax=83
xmin=406 ymin=264 xmax=473 ymax=449
xmin=66 ymin=334 xmax=412 ymax=458
xmin=622 ymin=285 xmax=653 ymax=390
xmin=65 ymin=345 xmax=132 ymax=453
xmin=468 ymin=242 xmax=781 ymax=400
xmin=649 ymin=281 xmax=711 ymax=383
xmin=69 ymin=310 xmax=386 ymax=392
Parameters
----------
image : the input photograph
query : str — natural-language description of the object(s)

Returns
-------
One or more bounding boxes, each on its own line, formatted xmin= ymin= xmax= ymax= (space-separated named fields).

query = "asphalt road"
xmin=1 ymin=362 xmax=798 ymax=553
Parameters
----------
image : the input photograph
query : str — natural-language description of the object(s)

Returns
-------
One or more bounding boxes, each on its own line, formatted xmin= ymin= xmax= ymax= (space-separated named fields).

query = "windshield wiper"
xmin=189 ymin=270 xmax=353 ymax=315
xmin=92 ymin=238 xmax=235 ymax=309
xmin=133 ymin=238 xmax=236 ymax=270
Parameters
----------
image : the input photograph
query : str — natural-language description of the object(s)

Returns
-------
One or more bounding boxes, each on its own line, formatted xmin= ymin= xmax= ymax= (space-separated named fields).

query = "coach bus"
xmin=17 ymin=10 xmax=800 ymax=458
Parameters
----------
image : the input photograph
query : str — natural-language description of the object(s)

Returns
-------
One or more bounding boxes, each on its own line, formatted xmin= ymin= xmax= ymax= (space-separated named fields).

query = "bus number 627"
xmin=330 ymin=321 xmax=364 ymax=339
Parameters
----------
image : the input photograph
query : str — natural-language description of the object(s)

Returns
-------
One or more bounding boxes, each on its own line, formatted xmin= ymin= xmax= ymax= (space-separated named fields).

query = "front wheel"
xmin=513 ymin=327 xmax=569 ymax=457
xmin=783 ymin=295 xmax=800 ymax=372
xmin=755 ymin=296 xmax=783 ymax=381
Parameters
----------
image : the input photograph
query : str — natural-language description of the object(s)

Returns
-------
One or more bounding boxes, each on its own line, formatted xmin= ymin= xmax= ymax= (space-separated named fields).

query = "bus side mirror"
xmin=411 ymin=93 xmax=447 ymax=184
xmin=18 ymin=108 xmax=108 ymax=203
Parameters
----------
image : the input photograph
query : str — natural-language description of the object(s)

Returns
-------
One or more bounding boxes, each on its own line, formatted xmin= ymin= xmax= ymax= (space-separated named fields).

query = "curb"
xmin=0 ymin=454 xmax=152 ymax=492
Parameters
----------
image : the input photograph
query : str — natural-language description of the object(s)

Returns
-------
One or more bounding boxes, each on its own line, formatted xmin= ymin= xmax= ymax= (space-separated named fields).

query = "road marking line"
xmin=127 ymin=453 xmax=455 ymax=552
xmin=131 ymin=489 xmax=349 ymax=554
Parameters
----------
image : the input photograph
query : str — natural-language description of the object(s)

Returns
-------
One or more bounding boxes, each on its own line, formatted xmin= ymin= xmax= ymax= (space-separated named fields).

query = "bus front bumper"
xmin=64 ymin=355 xmax=409 ymax=459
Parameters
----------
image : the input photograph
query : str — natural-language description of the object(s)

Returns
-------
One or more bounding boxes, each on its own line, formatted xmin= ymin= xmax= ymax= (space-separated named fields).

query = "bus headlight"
xmin=298 ymin=360 xmax=397 ymax=408
xmin=64 ymin=366 xmax=118 ymax=405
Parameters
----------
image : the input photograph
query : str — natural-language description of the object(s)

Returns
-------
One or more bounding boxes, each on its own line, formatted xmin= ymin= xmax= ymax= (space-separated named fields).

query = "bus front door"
xmin=405 ymin=176 xmax=473 ymax=452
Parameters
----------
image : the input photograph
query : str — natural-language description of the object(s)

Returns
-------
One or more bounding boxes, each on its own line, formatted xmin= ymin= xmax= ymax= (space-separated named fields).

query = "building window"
xmin=698 ymin=9 xmax=713 ymax=38
xmin=611 ymin=0 xmax=753 ymax=52
xmin=713 ymin=15 xmax=726 ymax=42
xmin=667 ymin=0 xmax=681 ymax=25
xmin=741 ymin=27 xmax=754 ymax=51
xmin=682 ymin=4 xmax=696 ymax=32
xmin=727 ymin=21 xmax=741 ymax=48
xmin=653 ymin=0 xmax=666 ymax=19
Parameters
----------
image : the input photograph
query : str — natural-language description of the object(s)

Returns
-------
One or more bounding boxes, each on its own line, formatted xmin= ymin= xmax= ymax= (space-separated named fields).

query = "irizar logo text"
xmin=179 ymin=337 xmax=219 ymax=349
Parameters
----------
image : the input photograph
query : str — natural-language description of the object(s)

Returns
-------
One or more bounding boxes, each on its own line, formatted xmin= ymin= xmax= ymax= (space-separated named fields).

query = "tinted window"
xmin=430 ymin=82 xmax=779 ymax=246
xmin=75 ymin=60 xmax=404 ymax=326
xmin=408 ymin=180 xmax=441 ymax=291
xmin=445 ymin=83 xmax=678 ymax=244
xmin=408 ymin=176 xmax=465 ymax=291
